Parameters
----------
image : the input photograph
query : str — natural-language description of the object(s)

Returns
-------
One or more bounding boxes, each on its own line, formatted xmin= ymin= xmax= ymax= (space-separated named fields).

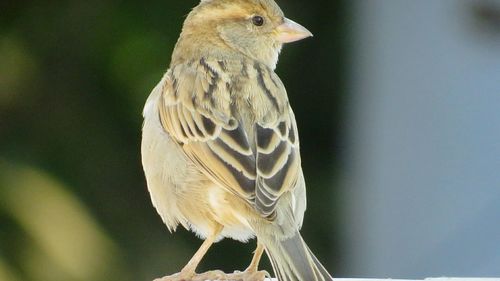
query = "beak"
xmin=276 ymin=18 xmax=313 ymax=43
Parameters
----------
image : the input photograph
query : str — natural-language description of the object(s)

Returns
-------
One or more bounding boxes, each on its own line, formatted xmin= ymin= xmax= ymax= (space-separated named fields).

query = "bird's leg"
xmin=224 ymin=242 xmax=269 ymax=281
xmin=155 ymin=224 xmax=223 ymax=281
xmin=181 ymin=226 xmax=222 ymax=275
xmin=246 ymin=243 xmax=265 ymax=272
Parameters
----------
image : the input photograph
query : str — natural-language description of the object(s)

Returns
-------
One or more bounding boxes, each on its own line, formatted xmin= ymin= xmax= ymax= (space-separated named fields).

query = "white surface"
xmin=334 ymin=279 xmax=500 ymax=281
xmin=260 ymin=279 xmax=500 ymax=281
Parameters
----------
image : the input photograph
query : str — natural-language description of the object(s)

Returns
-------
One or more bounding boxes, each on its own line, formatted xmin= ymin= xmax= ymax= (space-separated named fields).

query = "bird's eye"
xmin=252 ymin=15 xmax=265 ymax=26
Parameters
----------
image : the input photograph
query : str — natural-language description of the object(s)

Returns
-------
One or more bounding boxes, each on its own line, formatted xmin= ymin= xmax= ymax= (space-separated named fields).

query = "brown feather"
xmin=157 ymin=57 xmax=300 ymax=218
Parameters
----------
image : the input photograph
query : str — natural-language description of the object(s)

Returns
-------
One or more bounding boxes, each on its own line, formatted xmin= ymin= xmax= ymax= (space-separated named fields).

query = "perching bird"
xmin=141 ymin=0 xmax=333 ymax=280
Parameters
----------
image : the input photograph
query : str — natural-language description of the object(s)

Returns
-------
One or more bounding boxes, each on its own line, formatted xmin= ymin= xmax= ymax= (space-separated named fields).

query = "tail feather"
xmin=263 ymin=231 xmax=333 ymax=281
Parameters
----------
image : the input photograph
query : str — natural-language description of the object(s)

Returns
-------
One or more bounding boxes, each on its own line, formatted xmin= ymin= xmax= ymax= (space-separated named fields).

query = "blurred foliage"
xmin=0 ymin=162 xmax=124 ymax=281
xmin=0 ymin=0 xmax=348 ymax=280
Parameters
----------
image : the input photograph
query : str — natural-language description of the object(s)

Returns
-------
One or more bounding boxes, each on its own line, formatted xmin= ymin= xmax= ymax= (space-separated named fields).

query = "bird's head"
xmin=172 ymin=0 xmax=312 ymax=69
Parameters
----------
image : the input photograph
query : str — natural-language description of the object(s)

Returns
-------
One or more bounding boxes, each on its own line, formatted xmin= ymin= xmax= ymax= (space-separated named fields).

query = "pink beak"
xmin=276 ymin=18 xmax=313 ymax=43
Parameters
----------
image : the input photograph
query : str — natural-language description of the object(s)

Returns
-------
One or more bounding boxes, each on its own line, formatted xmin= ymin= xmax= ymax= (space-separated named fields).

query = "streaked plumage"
xmin=141 ymin=0 xmax=333 ymax=280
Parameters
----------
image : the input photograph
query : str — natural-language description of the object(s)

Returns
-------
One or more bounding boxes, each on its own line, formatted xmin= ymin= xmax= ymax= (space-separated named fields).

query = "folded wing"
xmin=157 ymin=58 xmax=301 ymax=218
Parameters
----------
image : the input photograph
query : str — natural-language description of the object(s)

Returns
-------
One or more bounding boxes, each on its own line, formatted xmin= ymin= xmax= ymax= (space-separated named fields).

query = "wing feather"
xmin=157 ymin=58 xmax=301 ymax=218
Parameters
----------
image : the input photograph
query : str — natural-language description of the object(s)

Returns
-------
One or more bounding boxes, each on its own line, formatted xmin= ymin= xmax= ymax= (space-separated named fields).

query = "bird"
xmin=141 ymin=0 xmax=333 ymax=280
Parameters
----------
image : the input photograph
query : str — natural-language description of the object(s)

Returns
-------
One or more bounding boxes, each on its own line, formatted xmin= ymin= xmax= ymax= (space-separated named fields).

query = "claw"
xmin=193 ymin=270 xmax=226 ymax=281
xmin=154 ymin=269 xmax=269 ymax=281
xmin=225 ymin=270 xmax=269 ymax=281
xmin=154 ymin=272 xmax=193 ymax=281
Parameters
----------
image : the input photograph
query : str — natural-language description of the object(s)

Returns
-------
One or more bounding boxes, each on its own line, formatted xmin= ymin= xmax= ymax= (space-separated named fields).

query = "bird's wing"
xmin=157 ymin=58 xmax=301 ymax=218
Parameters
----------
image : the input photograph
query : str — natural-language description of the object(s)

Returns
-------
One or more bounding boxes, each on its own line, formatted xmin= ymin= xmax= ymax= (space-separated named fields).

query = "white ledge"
xmin=170 ymin=277 xmax=500 ymax=281
xmin=333 ymin=279 xmax=500 ymax=281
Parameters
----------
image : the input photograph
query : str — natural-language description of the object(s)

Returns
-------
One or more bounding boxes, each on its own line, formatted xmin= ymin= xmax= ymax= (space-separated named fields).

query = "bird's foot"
xmin=153 ymin=270 xmax=227 ymax=281
xmin=153 ymin=271 xmax=196 ymax=281
xmin=224 ymin=269 xmax=270 ymax=281
xmin=192 ymin=270 xmax=227 ymax=280
xmin=154 ymin=269 xmax=269 ymax=281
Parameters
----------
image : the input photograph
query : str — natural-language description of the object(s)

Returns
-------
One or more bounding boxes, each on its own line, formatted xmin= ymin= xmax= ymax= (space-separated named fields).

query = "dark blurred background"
xmin=2 ymin=1 xmax=500 ymax=281
xmin=0 ymin=1 xmax=346 ymax=280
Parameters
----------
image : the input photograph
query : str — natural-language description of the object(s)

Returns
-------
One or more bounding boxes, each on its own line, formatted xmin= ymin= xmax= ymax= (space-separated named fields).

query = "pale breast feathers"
xmin=157 ymin=58 xmax=301 ymax=218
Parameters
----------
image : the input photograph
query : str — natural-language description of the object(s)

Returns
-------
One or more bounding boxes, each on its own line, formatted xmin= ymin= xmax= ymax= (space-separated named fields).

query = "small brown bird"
xmin=141 ymin=0 xmax=333 ymax=280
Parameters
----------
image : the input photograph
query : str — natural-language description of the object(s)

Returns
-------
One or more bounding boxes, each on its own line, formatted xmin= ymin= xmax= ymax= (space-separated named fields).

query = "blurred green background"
xmin=0 ymin=0 xmax=347 ymax=280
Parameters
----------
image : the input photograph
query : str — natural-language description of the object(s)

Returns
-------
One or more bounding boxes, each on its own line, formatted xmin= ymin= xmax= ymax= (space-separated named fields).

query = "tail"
xmin=261 ymin=231 xmax=333 ymax=281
